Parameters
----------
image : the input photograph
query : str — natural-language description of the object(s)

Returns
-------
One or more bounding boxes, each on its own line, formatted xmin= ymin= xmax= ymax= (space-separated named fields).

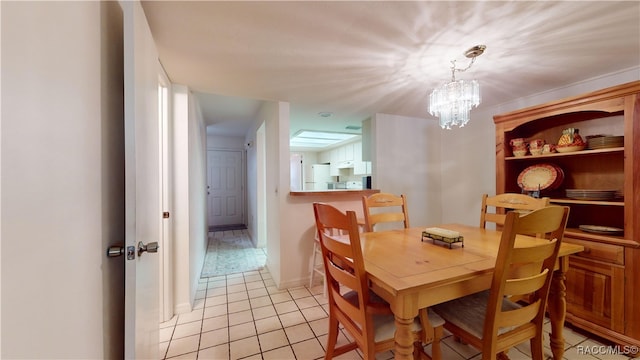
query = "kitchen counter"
xmin=289 ymin=189 xmax=380 ymax=197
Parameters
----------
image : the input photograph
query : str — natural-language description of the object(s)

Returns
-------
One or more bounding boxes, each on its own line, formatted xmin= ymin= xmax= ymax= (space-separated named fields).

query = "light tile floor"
xmin=160 ymin=267 xmax=636 ymax=360
xmin=200 ymin=230 xmax=267 ymax=277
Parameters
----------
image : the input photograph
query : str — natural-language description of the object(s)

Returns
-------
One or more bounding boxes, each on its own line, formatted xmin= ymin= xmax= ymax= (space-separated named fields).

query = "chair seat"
xmin=344 ymin=290 xmax=445 ymax=342
xmin=433 ymin=290 xmax=521 ymax=339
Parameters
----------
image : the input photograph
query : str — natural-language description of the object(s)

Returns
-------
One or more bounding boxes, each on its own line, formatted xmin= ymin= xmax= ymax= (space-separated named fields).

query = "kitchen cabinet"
xmin=335 ymin=142 xmax=354 ymax=162
xmin=353 ymin=141 xmax=371 ymax=175
xmin=353 ymin=161 xmax=371 ymax=175
xmin=329 ymin=148 xmax=339 ymax=176
xmin=325 ymin=141 xmax=361 ymax=176
xmin=493 ymin=81 xmax=640 ymax=350
xmin=344 ymin=142 xmax=354 ymax=161
xmin=361 ymin=118 xmax=372 ymax=161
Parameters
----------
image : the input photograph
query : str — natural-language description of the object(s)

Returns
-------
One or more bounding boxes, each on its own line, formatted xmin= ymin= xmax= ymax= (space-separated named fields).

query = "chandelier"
xmin=429 ymin=45 xmax=486 ymax=129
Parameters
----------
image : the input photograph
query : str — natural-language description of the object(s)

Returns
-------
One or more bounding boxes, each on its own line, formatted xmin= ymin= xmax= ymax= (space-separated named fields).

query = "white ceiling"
xmin=142 ymin=1 xmax=640 ymax=138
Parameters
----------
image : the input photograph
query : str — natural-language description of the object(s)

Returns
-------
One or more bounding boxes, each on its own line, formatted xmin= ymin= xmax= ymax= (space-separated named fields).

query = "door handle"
xmin=138 ymin=241 xmax=159 ymax=257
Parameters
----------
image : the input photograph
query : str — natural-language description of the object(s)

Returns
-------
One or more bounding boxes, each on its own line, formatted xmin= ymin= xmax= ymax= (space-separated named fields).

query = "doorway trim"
xmin=158 ymin=64 xmax=173 ymax=323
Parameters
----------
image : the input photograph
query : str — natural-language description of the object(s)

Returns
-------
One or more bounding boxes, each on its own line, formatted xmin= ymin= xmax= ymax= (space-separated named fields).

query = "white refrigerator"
xmin=305 ymin=164 xmax=332 ymax=190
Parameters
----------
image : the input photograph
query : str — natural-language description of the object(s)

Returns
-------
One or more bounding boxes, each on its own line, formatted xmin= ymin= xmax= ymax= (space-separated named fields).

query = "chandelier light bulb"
xmin=429 ymin=79 xmax=480 ymax=129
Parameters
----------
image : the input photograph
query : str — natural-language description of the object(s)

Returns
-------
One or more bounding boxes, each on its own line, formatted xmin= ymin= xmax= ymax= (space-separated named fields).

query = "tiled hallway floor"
xmin=200 ymin=230 xmax=266 ymax=277
xmin=160 ymin=267 xmax=636 ymax=360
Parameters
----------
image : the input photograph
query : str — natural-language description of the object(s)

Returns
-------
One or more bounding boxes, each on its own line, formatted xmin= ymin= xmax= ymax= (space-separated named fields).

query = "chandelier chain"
xmin=449 ymin=57 xmax=477 ymax=82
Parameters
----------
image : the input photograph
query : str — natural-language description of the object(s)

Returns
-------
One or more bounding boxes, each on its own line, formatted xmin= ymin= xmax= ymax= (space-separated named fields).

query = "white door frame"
xmin=158 ymin=66 xmax=173 ymax=323
xmin=256 ymin=123 xmax=267 ymax=248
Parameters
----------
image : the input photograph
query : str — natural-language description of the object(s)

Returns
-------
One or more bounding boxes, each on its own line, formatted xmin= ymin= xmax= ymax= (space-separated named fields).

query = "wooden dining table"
xmin=359 ymin=224 xmax=584 ymax=360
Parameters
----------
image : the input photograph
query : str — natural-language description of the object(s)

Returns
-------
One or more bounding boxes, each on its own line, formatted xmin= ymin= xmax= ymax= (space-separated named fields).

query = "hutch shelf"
xmin=493 ymin=81 xmax=640 ymax=352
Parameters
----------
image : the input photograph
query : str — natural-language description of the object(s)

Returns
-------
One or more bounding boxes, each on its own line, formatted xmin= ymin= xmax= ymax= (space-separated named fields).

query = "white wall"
xmin=264 ymin=102 xmax=286 ymax=286
xmin=171 ymin=85 xmax=208 ymax=313
xmin=439 ymin=67 xmax=640 ymax=227
xmin=172 ymin=86 xmax=191 ymax=313
xmin=1 ymin=2 xmax=124 ymax=357
xmin=245 ymin=121 xmax=267 ymax=248
xmin=188 ymin=92 xmax=208 ymax=307
xmin=245 ymin=128 xmax=258 ymax=245
xmin=372 ymin=113 xmax=443 ymax=228
xmin=207 ymin=134 xmax=245 ymax=150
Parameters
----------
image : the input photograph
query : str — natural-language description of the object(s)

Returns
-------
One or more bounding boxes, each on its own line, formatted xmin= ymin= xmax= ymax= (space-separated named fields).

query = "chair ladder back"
xmin=482 ymin=206 xmax=569 ymax=357
xmin=497 ymin=298 xmax=542 ymax=329
xmin=504 ymin=269 xmax=549 ymax=296
xmin=313 ymin=202 xmax=375 ymax=355
xmin=362 ymin=193 xmax=410 ymax=232
xmin=480 ymin=193 xmax=550 ymax=229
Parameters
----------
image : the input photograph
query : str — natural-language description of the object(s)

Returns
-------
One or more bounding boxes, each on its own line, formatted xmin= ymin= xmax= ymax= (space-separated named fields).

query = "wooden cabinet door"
xmin=566 ymin=255 xmax=625 ymax=332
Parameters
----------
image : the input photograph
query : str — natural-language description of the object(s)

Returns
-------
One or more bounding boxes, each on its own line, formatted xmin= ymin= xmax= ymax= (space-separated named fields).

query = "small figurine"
xmin=558 ymin=128 xmax=585 ymax=146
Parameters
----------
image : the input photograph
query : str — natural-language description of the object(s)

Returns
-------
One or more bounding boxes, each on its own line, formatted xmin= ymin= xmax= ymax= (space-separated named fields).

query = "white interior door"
xmin=123 ymin=1 xmax=160 ymax=358
xmin=208 ymin=150 xmax=244 ymax=227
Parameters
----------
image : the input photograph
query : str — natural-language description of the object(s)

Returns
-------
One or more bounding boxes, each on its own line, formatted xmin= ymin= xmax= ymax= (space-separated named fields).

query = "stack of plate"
xmin=566 ymin=189 xmax=617 ymax=200
xmin=517 ymin=163 xmax=564 ymax=191
xmin=579 ymin=225 xmax=624 ymax=235
xmin=586 ymin=135 xmax=624 ymax=149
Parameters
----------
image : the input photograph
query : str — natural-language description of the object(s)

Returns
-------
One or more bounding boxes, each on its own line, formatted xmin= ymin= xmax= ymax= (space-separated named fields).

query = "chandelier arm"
xmin=453 ymin=56 xmax=477 ymax=74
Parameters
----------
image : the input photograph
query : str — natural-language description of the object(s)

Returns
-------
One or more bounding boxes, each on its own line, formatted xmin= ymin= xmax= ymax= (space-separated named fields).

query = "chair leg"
xmin=310 ymin=240 xmax=318 ymax=288
xmin=431 ymin=325 xmax=443 ymax=360
xmin=324 ymin=314 xmax=339 ymax=360
xmin=322 ymin=275 xmax=327 ymax=297
xmin=529 ymin=335 xmax=545 ymax=360
xmin=413 ymin=341 xmax=424 ymax=360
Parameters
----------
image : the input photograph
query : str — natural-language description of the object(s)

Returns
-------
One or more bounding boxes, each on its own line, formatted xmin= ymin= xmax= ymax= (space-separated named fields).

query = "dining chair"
xmin=362 ymin=192 xmax=443 ymax=355
xmin=362 ymin=192 xmax=410 ymax=232
xmin=433 ymin=205 xmax=570 ymax=360
xmin=313 ymin=202 xmax=444 ymax=360
xmin=310 ymin=220 xmax=366 ymax=297
xmin=480 ymin=193 xmax=550 ymax=229
xmin=309 ymin=232 xmax=327 ymax=296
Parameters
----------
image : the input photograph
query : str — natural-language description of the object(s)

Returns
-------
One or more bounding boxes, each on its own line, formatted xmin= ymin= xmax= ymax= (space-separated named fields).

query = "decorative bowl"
xmin=512 ymin=149 xmax=528 ymax=157
xmin=555 ymin=144 xmax=586 ymax=153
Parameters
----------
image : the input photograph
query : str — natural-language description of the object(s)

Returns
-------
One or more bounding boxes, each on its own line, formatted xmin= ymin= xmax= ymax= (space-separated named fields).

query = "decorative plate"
xmin=556 ymin=144 xmax=586 ymax=153
xmin=587 ymin=135 xmax=624 ymax=150
xmin=579 ymin=225 xmax=624 ymax=235
xmin=549 ymin=164 xmax=565 ymax=190
xmin=517 ymin=163 xmax=559 ymax=191
xmin=566 ymin=189 xmax=617 ymax=200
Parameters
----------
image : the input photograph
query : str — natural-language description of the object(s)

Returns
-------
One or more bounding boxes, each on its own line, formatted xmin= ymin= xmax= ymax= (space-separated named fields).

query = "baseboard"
xmin=174 ymin=302 xmax=192 ymax=315
xmin=209 ymin=224 xmax=247 ymax=232
xmin=276 ymin=276 xmax=310 ymax=290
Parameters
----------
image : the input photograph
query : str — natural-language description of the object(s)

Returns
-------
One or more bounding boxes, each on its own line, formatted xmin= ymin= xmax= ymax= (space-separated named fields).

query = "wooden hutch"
xmin=493 ymin=81 xmax=640 ymax=351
